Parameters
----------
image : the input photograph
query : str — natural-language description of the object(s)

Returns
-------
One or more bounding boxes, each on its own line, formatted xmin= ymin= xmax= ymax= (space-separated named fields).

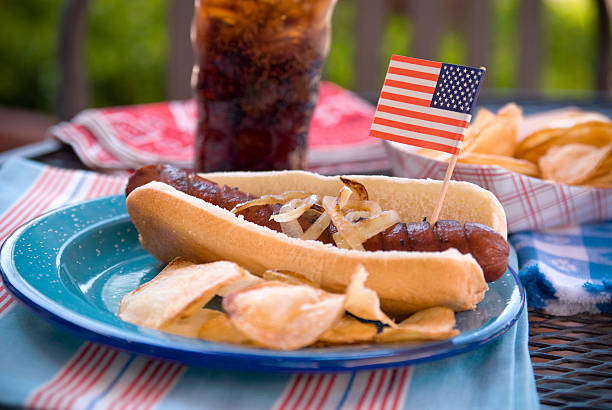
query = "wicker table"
xmin=528 ymin=308 xmax=611 ymax=408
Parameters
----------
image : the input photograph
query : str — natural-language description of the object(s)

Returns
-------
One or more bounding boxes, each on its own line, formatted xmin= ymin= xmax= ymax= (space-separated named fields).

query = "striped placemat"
xmin=0 ymin=158 xmax=538 ymax=410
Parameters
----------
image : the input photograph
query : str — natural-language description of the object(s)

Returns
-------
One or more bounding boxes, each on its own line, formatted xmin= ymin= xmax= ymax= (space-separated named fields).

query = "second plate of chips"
xmin=386 ymin=106 xmax=612 ymax=232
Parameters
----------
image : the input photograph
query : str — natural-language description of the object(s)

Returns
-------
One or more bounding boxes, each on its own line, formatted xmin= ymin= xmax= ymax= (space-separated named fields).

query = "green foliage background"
xmin=0 ymin=0 xmax=602 ymax=114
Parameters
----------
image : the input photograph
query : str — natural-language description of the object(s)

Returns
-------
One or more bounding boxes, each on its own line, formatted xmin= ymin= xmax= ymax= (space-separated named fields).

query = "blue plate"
xmin=0 ymin=195 xmax=524 ymax=372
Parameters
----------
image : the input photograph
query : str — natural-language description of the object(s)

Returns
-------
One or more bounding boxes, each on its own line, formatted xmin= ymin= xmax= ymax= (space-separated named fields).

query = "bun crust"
xmin=126 ymin=172 xmax=507 ymax=315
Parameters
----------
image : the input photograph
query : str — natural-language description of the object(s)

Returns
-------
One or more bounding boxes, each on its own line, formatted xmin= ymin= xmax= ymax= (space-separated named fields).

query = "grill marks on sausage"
xmin=435 ymin=220 xmax=470 ymax=254
xmin=465 ymin=222 xmax=510 ymax=282
xmin=362 ymin=220 xmax=507 ymax=281
xmin=126 ymin=164 xmax=509 ymax=282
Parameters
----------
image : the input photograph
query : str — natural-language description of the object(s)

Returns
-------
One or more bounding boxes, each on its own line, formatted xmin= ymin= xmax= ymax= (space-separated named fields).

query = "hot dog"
xmin=126 ymin=164 xmax=509 ymax=282
xmin=125 ymin=165 xmax=509 ymax=315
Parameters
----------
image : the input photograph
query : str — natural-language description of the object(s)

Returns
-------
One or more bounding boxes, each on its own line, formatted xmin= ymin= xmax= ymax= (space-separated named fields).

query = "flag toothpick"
xmin=430 ymin=154 xmax=457 ymax=225
xmin=370 ymin=55 xmax=486 ymax=224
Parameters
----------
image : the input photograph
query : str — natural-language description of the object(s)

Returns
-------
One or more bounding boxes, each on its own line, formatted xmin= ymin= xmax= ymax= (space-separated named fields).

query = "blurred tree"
xmin=490 ymin=0 xmax=520 ymax=90
xmin=324 ymin=0 xmax=600 ymax=95
xmin=541 ymin=0 xmax=598 ymax=93
xmin=324 ymin=0 xmax=356 ymax=88
xmin=86 ymin=0 xmax=167 ymax=108
xmin=0 ymin=0 xmax=62 ymax=112
xmin=0 ymin=0 xmax=605 ymax=114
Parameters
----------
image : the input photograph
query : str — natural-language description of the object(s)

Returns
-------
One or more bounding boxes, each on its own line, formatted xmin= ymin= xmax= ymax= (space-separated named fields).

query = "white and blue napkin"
xmin=510 ymin=223 xmax=612 ymax=316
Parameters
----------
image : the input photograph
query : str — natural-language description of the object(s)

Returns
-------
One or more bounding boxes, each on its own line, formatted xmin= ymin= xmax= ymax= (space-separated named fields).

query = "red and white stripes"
xmin=370 ymin=55 xmax=471 ymax=155
xmin=350 ymin=368 xmax=412 ymax=410
xmin=273 ymin=368 xmax=412 ymax=410
xmin=0 ymin=167 xmax=125 ymax=318
xmin=0 ymin=282 xmax=12 ymax=316
xmin=26 ymin=344 xmax=185 ymax=410
xmin=92 ymin=358 xmax=185 ymax=410
xmin=0 ymin=167 xmax=69 ymax=243
xmin=9 ymin=165 xmax=188 ymax=410
xmin=28 ymin=343 xmax=123 ymax=410
xmin=6 ymin=164 xmax=420 ymax=410
xmin=275 ymin=374 xmax=337 ymax=410
xmin=0 ymin=167 xmax=72 ymax=315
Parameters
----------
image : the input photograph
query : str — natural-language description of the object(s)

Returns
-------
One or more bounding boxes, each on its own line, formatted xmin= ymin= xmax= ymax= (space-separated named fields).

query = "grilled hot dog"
xmin=126 ymin=164 xmax=509 ymax=282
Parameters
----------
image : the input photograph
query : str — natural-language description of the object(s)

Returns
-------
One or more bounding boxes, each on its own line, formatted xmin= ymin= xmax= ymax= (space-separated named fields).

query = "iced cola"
xmin=192 ymin=0 xmax=336 ymax=171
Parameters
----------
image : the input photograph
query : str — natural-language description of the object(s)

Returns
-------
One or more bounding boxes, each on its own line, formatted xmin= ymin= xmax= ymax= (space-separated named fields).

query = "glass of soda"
xmin=192 ymin=0 xmax=337 ymax=171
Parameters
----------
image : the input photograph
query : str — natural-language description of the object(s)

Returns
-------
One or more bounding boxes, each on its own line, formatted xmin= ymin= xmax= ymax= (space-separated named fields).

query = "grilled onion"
xmin=230 ymin=178 xmax=400 ymax=249
xmin=335 ymin=186 xmax=353 ymax=209
xmin=270 ymin=195 xmax=318 ymax=223
xmin=300 ymin=212 xmax=331 ymax=241
xmin=279 ymin=220 xmax=303 ymax=238
xmin=275 ymin=199 xmax=308 ymax=238
xmin=353 ymin=211 xmax=400 ymax=243
xmin=322 ymin=195 xmax=365 ymax=251
xmin=231 ymin=191 xmax=313 ymax=214
xmin=340 ymin=177 xmax=368 ymax=201
xmin=342 ymin=200 xmax=382 ymax=215
xmin=345 ymin=211 xmax=371 ymax=223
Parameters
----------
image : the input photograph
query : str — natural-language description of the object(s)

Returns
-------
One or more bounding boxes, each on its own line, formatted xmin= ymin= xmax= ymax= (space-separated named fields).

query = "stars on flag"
xmin=430 ymin=63 xmax=485 ymax=113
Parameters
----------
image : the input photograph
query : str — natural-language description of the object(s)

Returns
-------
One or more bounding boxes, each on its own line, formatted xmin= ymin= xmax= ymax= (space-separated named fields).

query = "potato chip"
xmin=414 ymin=148 xmax=452 ymax=162
xmin=375 ymin=307 xmax=459 ymax=343
xmin=197 ymin=310 xmax=252 ymax=344
xmin=344 ymin=265 xmax=396 ymax=328
xmin=514 ymin=128 xmax=566 ymax=159
xmin=411 ymin=104 xmax=612 ymax=188
xmin=458 ymin=152 xmax=540 ymax=177
xmin=223 ymin=282 xmax=345 ymax=350
xmin=519 ymin=109 xmax=610 ymax=140
xmin=262 ymin=269 xmax=320 ymax=288
xmin=534 ymin=111 xmax=611 ymax=132
xmin=584 ymin=155 xmax=612 ymax=181
xmin=539 ymin=143 xmax=612 ymax=185
xmin=463 ymin=103 xmax=522 ymax=157
xmin=415 ymin=107 xmax=496 ymax=162
xmin=317 ymin=316 xmax=378 ymax=345
xmin=462 ymin=107 xmax=496 ymax=149
xmin=584 ymin=173 xmax=612 ymax=188
xmin=516 ymin=121 xmax=612 ymax=164
xmin=216 ymin=270 xmax=263 ymax=297
xmin=161 ymin=308 xmax=221 ymax=338
xmin=118 ymin=258 xmax=247 ymax=328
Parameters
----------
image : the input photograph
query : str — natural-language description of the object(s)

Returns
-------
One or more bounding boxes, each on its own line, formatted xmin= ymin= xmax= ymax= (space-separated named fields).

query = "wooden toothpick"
xmin=430 ymin=154 xmax=458 ymax=225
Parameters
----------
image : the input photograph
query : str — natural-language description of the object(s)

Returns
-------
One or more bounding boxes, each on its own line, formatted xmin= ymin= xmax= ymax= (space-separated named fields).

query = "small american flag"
xmin=370 ymin=55 xmax=485 ymax=155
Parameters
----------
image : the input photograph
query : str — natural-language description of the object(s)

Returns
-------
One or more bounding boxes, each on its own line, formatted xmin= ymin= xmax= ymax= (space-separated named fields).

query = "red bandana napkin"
xmin=48 ymin=82 xmax=388 ymax=174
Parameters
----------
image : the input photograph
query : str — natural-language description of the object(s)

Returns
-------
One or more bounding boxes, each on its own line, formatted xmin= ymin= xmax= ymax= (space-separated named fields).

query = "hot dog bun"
xmin=126 ymin=171 xmax=507 ymax=315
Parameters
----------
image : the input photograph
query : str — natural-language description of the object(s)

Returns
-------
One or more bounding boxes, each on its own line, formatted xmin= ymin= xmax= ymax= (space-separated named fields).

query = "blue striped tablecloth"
xmin=0 ymin=157 xmax=538 ymax=410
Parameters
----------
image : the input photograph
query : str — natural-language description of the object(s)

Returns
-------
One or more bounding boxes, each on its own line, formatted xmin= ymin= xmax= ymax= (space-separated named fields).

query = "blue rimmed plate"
xmin=0 ymin=195 xmax=524 ymax=372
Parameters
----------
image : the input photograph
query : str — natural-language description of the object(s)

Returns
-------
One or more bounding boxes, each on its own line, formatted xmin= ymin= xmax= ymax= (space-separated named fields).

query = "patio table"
xmin=0 ymin=98 xmax=610 ymax=409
